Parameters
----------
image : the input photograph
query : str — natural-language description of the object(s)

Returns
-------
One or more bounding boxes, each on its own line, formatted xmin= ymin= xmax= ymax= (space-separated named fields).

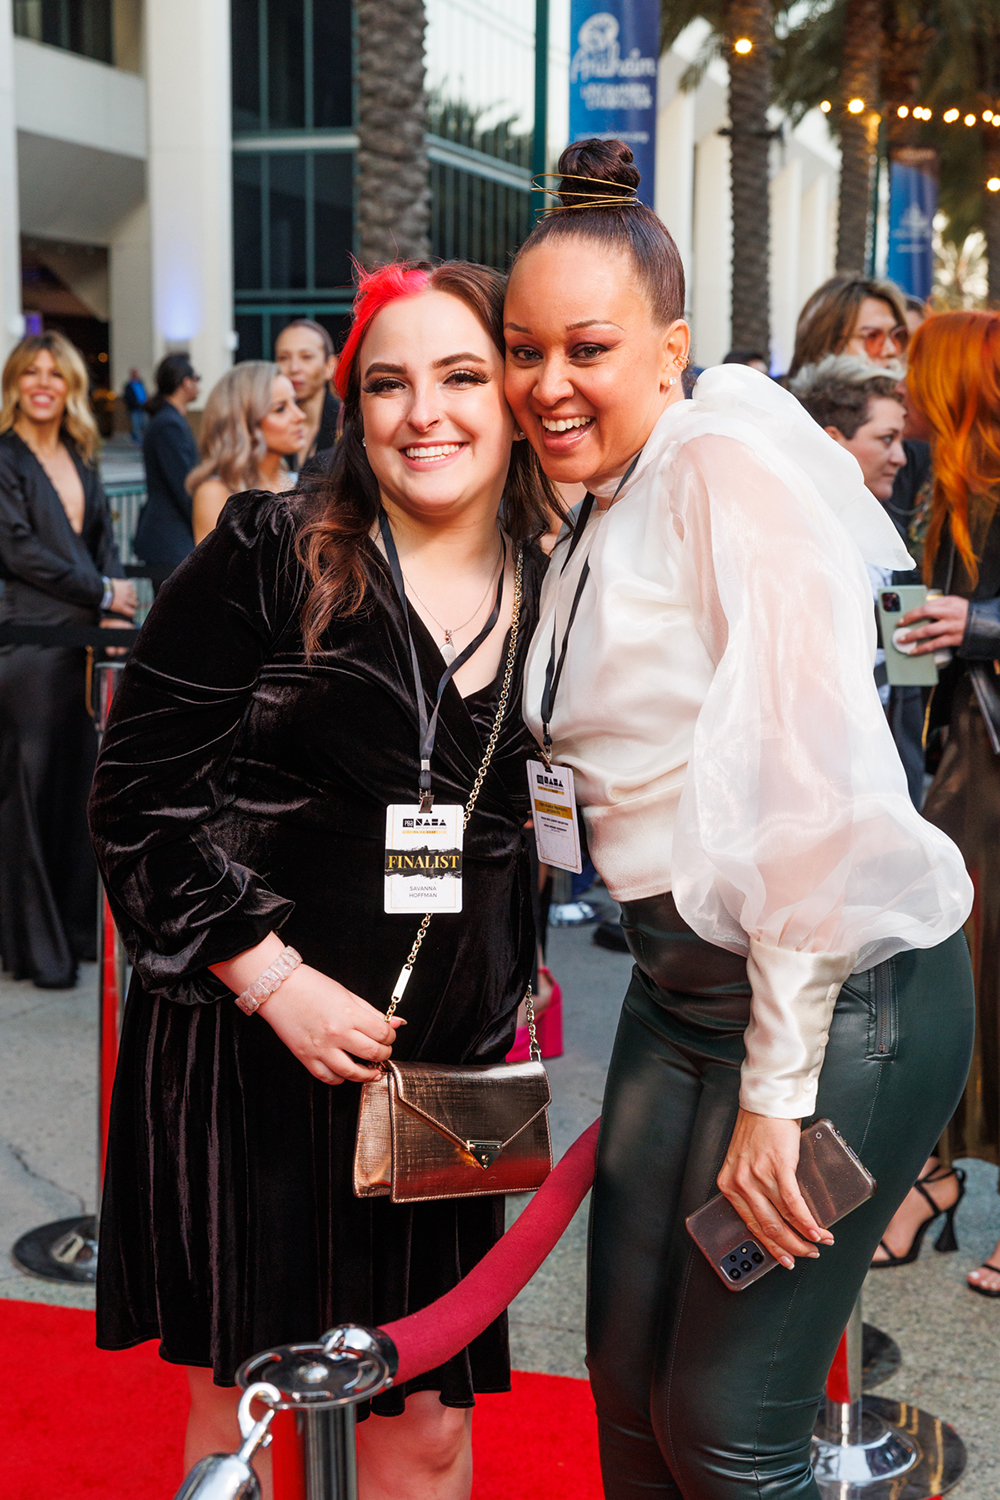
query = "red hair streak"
xmin=334 ymin=264 xmax=430 ymax=399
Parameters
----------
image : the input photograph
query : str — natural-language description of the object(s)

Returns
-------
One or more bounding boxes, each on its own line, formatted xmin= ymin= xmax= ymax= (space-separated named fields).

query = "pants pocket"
xmin=866 ymin=961 xmax=898 ymax=1060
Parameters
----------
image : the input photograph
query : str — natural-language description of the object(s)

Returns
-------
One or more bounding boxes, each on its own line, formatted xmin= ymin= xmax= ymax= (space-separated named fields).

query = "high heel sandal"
xmin=871 ymin=1166 xmax=966 ymax=1268
xmin=506 ymin=967 xmax=563 ymax=1063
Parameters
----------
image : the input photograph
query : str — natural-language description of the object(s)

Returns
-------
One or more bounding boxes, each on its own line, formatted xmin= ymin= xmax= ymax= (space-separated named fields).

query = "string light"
xmin=984 ymin=110 xmax=995 ymax=122
xmin=847 ymin=98 xmax=865 ymax=114
xmin=733 ymin=37 xmax=752 ymax=54
xmin=988 ymin=178 xmax=1000 ymax=192
xmin=965 ymin=113 xmax=977 ymax=125
xmin=820 ymin=100 xmax=831 ymax=112
xmin=943 ymin=108 xmax=960 ymax=121
xmin=896 ymin=105 xmax=909 ymax=118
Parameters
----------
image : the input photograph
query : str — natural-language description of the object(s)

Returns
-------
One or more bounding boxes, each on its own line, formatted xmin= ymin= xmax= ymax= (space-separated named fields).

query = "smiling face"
xmin=359 ymin=289 xmax=513 ymax=525
xmin=503 ymin=239 xmax=689 ymax=491
xmin=843 ymin=296 xmax=908 ymax=368
xmin=258 ymin=374 xmax=306 ymax=457
xmin=827 ymin=395 xmax=907 ymax=500
xmin=17 ymin=348 xmax=68 ymax=426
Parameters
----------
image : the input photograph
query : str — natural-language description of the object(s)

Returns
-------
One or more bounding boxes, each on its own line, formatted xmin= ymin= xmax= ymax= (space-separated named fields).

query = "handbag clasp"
xmin=465 ymin=1140 xmax=504 ymax=1169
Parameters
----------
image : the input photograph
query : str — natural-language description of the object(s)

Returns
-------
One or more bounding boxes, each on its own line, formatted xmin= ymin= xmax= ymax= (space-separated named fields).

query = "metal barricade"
xmin=173 ymin=1327 xmax=399 ymax=1500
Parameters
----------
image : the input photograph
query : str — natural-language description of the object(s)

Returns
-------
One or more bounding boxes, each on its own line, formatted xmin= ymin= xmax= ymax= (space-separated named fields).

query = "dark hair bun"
xmin=556 ymin=139 xmax=640 ymax=207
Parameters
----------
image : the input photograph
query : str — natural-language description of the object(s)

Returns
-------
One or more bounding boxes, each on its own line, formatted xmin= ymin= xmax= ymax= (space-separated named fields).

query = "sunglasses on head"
xmin=861 ymin=325 xmax=909 ymax=357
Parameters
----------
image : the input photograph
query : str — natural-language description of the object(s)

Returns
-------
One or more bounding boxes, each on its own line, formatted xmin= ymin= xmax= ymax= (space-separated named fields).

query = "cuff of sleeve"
xmin=960 ymin=599 xmax=1000 ymax=659
xmin=739 ymin=941 xmax=857 ymax=1119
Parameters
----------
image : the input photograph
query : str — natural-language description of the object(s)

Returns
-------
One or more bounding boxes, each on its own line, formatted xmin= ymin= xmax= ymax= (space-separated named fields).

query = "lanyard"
xmin=379 ymin=510 xmax=506 ymax=811
xmin=540 ymin=456 xmax=640 ymax=763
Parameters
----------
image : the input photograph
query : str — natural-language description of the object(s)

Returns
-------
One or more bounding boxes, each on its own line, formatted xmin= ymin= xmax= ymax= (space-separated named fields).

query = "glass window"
xmin=269 ymin=155 xmax=308 ymax=291
xmin=14 ymin=0 xmax=113 ymax=64
xmin=231 ymin=0 xmax=261 ymax=133
xmin=425 ymin=0 xmax=533 ymax=167
xmin=313 ymin=154 xmax=353 ymax=289
xmin=267 ymin=0 xmax=305 ymax=130
xmin=233 ymin=156 xmax=263 ymax=291
xmin=235 ymin=314 xmax=265 ymax=362
xmin=313 ymin=0 xmax=353 ymax=129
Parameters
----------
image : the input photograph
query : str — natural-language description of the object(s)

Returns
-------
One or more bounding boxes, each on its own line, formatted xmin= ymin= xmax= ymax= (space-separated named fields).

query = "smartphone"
xmin=685 ymin=1119 xmax=876 ymax=1292
xmin=877 ymin=585 xmax=938 ymax=687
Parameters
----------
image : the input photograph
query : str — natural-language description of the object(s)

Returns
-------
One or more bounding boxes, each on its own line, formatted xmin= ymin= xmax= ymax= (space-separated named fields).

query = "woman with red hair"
xmin=88 ymin=261 xmax=556 ymax=1497
xmin=891 ymin=309 xmax=1000 ymax=1293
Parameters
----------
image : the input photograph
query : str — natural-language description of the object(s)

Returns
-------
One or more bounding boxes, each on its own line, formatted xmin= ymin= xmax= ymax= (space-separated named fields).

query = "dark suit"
xmin=135 ymin=404 xmax=199 ymax=573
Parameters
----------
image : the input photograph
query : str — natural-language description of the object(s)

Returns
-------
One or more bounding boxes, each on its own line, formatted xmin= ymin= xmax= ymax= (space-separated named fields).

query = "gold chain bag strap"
xmin=354 ymin=546 xmax=553 ymax=1203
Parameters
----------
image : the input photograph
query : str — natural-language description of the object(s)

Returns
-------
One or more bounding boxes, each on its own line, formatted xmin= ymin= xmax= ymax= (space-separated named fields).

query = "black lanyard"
xmin=379 ymin=510 xmax=506 ymax=811
xmin=540 ymin=456 xmax=641 ymax=763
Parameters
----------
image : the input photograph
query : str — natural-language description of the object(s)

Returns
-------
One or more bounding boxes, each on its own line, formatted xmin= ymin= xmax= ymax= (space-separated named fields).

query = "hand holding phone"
xmin=686 ymin=1120 xmax=875 ymax=1292
xmin=877 ymin=586 xmax=938 ymax=686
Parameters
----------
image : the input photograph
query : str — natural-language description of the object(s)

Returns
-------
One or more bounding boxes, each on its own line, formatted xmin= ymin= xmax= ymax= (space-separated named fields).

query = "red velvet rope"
xmin=381 ymin=1119 xmax=601 ymax=1385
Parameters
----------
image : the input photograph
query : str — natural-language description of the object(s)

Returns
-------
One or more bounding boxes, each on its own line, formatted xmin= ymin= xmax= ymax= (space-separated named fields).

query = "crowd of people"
xmin=2 ymin=136 xmax=1000 ymax=1498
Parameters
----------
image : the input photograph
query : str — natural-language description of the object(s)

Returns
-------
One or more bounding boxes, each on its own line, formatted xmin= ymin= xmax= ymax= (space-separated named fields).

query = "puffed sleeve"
xmin=0 ymin=443 xmax=105 ymax=607
xmin=669 ymin=433 xmax=973 ymax=1117
xmin=88 ymin=491 xmax=301 ymax=1005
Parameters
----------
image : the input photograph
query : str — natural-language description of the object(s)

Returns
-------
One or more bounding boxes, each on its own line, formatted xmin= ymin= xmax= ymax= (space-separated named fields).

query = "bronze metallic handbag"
xmin=353 ymin=548 xmax=553 ymax=1203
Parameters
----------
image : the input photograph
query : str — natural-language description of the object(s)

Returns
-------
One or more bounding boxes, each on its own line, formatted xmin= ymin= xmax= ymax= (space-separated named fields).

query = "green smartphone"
xmin=877 ymin=585 xmax=938 ymax=687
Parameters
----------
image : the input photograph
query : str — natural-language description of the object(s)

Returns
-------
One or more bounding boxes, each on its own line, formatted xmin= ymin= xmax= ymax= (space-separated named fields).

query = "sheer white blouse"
xmin=523 ymin=365 xmax=972 ymax=1118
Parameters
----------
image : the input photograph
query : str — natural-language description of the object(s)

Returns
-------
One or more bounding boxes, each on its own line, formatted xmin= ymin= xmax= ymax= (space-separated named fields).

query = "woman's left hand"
xmin=717 ymin=1109 xmax=833 ymax=1269
xmin=897 ymin=595 xmax=969 ymax=654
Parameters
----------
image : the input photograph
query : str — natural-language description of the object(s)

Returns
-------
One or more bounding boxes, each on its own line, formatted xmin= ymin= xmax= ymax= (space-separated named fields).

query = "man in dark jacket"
xmin=135 ymin=355 xmax=200 ymax=586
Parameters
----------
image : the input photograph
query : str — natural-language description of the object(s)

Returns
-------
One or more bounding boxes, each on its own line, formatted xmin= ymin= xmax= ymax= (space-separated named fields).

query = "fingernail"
xmin=781 ymin=1256 xmax=795 ymax=1269
xmin=809 ymin=1250 xmax=820 ymax=1259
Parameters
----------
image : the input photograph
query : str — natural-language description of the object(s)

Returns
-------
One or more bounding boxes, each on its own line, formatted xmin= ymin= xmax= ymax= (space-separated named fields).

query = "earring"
xmin=514 ymin=429 xmax=526 ymax=440
xmin=668 ymin=377 xmax=677 ymax=387
xmin=362 ymin=438 xmax=366 ymax=447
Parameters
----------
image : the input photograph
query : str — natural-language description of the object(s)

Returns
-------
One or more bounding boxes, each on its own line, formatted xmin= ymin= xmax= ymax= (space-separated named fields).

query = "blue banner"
xmin=887 ymin=147 xmax=937 ymax=300
xmin=568 ymin=4 xmax=658 ymax=206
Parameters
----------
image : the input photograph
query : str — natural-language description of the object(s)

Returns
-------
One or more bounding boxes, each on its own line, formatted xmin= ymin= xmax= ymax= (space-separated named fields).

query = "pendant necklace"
xmin=401 ymin=536 xmax=504 ymax=666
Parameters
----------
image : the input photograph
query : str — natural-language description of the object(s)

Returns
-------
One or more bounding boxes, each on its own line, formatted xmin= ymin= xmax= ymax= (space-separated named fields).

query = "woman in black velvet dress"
xmin=89 ymin=262 xmax=554 ymax=1500
xmin=0 ymin=332 xmax=136 ymax=988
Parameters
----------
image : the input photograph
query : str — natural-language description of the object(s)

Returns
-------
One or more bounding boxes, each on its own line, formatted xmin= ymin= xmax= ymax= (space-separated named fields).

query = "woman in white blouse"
xmin=505 ymin=138 xmax=974 ymax=1500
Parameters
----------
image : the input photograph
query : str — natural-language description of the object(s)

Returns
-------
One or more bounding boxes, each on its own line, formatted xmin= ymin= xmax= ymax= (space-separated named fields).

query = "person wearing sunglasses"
xmin=787 ymin=275 xmax=910 ymax=378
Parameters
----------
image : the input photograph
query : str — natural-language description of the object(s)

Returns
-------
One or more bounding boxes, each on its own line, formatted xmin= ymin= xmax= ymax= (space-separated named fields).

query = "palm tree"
xmin=835 ymin=0 xmax=883 ymax=271
xmin=356 ymin=0 xmax=431 ymax=264
xmin=662 ymin=0 xmax=776 ymax=357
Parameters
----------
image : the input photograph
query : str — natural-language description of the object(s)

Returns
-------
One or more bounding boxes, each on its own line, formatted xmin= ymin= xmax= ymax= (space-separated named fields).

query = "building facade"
xmin=0 ymin=2 xmax=839 ymax=401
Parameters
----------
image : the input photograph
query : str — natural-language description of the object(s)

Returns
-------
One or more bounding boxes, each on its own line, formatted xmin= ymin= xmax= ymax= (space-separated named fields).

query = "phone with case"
xmin=685 ymin=1119 xmax=876 ymax=1292
xmin=877 ymin=585 xmax=938 ymax=687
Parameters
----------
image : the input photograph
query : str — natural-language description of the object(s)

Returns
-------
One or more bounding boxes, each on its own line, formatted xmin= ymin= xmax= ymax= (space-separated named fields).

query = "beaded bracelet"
xmin=235 ymin=945 xmax=303 ymax=1015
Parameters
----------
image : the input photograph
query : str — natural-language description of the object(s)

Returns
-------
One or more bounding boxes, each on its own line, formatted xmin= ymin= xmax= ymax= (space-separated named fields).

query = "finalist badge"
xmin=384 ymin=804 xmax=464 ymax=913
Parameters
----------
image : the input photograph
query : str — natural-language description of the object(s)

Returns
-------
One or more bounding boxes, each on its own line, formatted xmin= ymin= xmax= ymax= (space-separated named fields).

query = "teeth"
xmin=404 ymin=444 xmax=464 ymax=460
xmin=540 ymin=416 xmax=592 ymax=433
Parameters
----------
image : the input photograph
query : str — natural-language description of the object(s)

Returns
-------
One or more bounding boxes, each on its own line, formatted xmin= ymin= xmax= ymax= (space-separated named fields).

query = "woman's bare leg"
xmin=357 ymin=1391 xmax=473 ymax=1500
xmin=185 ymin=1368 xmax=273 ymax=1499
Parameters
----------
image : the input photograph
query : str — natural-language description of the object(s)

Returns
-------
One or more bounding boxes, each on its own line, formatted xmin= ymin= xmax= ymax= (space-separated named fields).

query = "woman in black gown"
xmin=0 ymin=332 xmax=136 ymax=988
xmin=89 ymin=262 xmax=555 ymax=1499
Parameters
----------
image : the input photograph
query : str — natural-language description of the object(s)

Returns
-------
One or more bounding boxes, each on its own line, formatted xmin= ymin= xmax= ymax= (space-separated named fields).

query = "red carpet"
xmin=2 ymin=1300 xmax=601 ymax=1499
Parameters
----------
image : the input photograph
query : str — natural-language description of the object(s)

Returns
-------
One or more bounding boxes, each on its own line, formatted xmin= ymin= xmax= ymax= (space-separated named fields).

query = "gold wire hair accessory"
xmin=531 ymin=172 xmax=641 ymax=216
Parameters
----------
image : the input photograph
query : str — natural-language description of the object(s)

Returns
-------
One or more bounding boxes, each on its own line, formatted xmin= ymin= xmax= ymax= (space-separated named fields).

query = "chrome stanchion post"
xmin=812 ymin=1295 xmax=966 ymax=1498
xmin=12 ymin=660 xmax=129 ymax=1284
xmin=173 ymin=1382 xmax=283 ymax=1500
xmin=233 ymin=1325 xmax=399 ymax=1500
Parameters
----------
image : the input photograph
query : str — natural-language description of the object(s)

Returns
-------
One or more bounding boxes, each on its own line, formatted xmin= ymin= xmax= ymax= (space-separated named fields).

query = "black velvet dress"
xmin=89 ymin=491 xmax=544 ymax=1402
xmin=0 ymin=430 xmax=123 ymax=987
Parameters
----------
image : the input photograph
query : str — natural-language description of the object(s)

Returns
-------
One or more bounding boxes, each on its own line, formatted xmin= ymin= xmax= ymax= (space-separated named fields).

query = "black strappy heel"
xmin=871 ymin=1166 xmax=966 ymax=1268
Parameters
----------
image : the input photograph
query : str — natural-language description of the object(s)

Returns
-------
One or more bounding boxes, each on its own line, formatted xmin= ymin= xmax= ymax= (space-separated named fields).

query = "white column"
xmin=797 ymin=172 xmax=833 ymax=317
xmin=769 ymin=157 xmax=802 ymax=376
xmin=690 ymin=130 xmax=731 ymax=368
xmin=110 ymin=201 xmax=154 ymax=390
xmin=0 ymin=0 xmax=22 ymax=357
xmin=655 ymin=84 xmax=695 ymax=300
xmin=145 ymin=0 xmax=234 ymax=403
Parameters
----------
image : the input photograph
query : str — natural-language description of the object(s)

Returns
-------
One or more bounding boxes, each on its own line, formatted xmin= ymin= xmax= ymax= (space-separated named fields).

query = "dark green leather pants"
xmin=587 ymin=898 xmax=974 ymax=1499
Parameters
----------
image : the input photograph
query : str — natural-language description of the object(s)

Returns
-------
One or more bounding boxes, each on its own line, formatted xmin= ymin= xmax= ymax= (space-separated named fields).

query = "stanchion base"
xmin=862 ymin=1323 xmax=901 ymax=1390
xmin=12 ymin=1214 xmax=97 ymax=1284
xmin=813 ymin=1394 xmax=966 ymax=1498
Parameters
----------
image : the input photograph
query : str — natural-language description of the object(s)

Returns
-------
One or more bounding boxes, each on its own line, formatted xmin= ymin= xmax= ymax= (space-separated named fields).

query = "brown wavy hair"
xmin=296 ymin=260 xmax=559 ymax=657
xmin=907 ymin=310 xmax=1000 ymax=587
xmin=788 ymin=275 xmax=908 ymax=379
xmin=0 ymin=331 xmax=101 ymax=464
